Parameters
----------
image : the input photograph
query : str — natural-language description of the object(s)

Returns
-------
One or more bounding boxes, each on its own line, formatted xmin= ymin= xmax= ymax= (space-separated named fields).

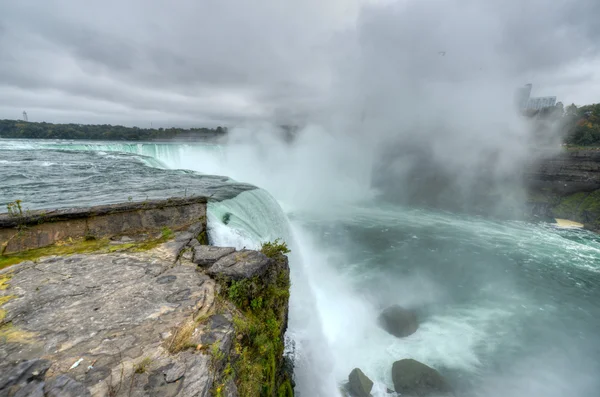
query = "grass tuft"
xmin=167 ymin=318 xmax=196 ymax=354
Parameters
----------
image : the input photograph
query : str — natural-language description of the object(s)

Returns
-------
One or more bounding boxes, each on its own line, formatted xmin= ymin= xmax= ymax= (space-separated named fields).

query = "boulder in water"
xmin=391 ymin=359 xmax=451 ymax=396
xmin=378 ymin=305 xmax=418 ymax=338
xmin=347 ymin=368 xmax=373 ymax=397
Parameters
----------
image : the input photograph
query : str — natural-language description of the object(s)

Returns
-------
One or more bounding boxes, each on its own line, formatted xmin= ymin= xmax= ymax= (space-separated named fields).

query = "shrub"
xmin=260 ymin=239 xmax=290 ymax=259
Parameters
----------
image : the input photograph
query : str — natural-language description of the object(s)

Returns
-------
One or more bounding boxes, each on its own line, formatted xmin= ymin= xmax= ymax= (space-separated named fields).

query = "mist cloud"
xmin=0 ymin=0 xmax=599 ymax=127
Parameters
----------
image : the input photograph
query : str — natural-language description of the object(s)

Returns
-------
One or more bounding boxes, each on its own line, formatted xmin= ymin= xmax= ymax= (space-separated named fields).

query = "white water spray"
xmin=207 ymin=189 xmax=345 ymax=396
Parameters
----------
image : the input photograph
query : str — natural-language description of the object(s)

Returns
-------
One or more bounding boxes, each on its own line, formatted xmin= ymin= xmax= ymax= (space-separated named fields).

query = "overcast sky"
xmin=1 ymin=0 xmax=599 ymax=127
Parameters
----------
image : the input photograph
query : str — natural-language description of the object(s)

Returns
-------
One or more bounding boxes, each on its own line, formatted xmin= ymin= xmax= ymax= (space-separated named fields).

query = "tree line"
xmin=2 ymin=104 xmax=600 ymax=146
xmin=524 ymin=102 xmax=600 ymax=146
xmin=0 ymin=119 xmax=227 ymax=141
xmin=561 ymin=103 xmax=600 ymax=146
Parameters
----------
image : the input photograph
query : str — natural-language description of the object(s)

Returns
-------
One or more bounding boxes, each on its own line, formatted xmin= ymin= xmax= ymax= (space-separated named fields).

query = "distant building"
xmin=526 ymin=96 xmax=557 ymax=110
xmin=516 ymin=84 xmax=532 ymax=110
xmin=515 ymin=84 xmax=557 ymax=111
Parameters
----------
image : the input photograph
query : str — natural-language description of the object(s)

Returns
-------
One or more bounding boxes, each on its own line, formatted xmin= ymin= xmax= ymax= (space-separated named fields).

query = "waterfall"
xmin=207 ymin=189 xmax=341 ymax=396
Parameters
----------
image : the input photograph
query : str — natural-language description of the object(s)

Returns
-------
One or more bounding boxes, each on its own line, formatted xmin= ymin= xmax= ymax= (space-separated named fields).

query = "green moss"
xmin=0 ymin=273 xmax=14 ymax=323
xmin=0 ymin=238 xmax=111 ymax=270
xmin=0 ymin=232 xmax=177 ymax=270
xmin=0 ymin=273 xmax=12 ymax=290
xmin=277 ymin=380 xmax=294 ymax=397
xmin=553 ymin=192 xmax=589 ymax=219
xmin=219 ymin=249 xmax=292 ymax=397
xmin=552 ymin=190 xmax=600 ymax=229
xmin=198 ymin=230 xmax=209 ymax=245
xmin=0 ymin=295 xmax=14 ymax=306
xmin=0 ymin=322 xmax=35 ymax=343
xmin=107 ymin=243 xmax=137 ymax=252
xmin=161 ymin=227 xmax=174 ymax=239
xmin=579 ymin=190 xmax=600 ymax=216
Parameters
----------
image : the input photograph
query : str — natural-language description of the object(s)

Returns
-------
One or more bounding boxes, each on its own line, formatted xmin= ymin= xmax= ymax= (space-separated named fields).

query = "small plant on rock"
xmin=260 ymin=239 xmax=290 ymax=259
xmin=161 ymin=227 xmax=174 ymax=239
xmin=167 ymin=319 xmax=196 ymax=354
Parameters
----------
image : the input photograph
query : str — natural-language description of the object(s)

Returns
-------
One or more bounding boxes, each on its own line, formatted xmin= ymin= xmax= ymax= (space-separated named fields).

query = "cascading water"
xmin=4 ymin=138 xmax=600 ymax=396
xmin=207 ymin=189 xmax=342 ymax=396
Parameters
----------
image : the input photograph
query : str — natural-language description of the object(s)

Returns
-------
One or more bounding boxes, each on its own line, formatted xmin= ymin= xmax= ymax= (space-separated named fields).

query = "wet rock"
xmin=44 ymin=375 xmax=90 ymax=397
xmin=0 ymin=359 xmax=51 ymax=392
xmin=348 ymin=368 xmax=373 ymax=397
xmin=181 ymin=249 xmax=194 ymax=262
xmin=188 ymin=222 xmax=204 ymax=237
xmin=391 ymin=359 xmax=451 ymax=396
xmin=157 ymin=238 xmax=190 ymax=262
xmin=207 ymin=250 xmax=272 ymax=280
xmin=176 ymin=232 xmax=194 ymax=243
xmin=200 ymin=314 xmax=234 ymax=372
xmin=378 ymin=305 xmax=418 ymax=338
xmin=14 ymin=381 xmax=45 ymax=397
xmin=178 ymin=355 xmax=213 ymax=397
xmin=165 ymin=362 xmax=186 ymax=383
xmin=193 ymin=246 xmax=235 ymax=267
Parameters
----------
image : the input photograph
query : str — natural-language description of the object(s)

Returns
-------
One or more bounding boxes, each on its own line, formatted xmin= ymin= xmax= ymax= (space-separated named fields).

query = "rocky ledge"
xmin=0 ymin=201 xmax=293 ymax=397
xmin=526 ymin=149 xmax=600 ymax=231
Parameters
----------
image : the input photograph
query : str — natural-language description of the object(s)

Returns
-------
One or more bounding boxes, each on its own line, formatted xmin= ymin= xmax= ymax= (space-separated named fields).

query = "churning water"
xmin=2 ymin=138 xmax=600 ymax=396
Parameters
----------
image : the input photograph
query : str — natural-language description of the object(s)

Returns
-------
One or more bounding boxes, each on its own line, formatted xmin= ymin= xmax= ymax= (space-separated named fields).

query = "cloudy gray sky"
xmin=1 ymin=0 xmax=599 ymax=127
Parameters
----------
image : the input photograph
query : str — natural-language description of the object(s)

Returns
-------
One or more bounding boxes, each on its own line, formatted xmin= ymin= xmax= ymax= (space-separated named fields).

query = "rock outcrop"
xmin=371 ymin=143 xmax=600 ymax=230
xmin=526 ymin=149 xmax=600 ymax=195
xmin=391 ymin=359 xmax=450 ymax=397
xmin=0 ymin=198 xmax=293 ymax=397
xmin=377 ymin=305 xmax=419 ymax=338
xmin=0 ymin=197 xmax=207 ymax=255
xmin=346 ymin=368 xmax=373 ymax=397
xmin=526 ymin=150 xmax=600 ymax=231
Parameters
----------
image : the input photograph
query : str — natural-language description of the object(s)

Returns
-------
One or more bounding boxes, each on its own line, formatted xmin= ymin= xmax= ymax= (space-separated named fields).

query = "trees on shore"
xmin=525 ymin=103 xmax=600 ymax=147
xmin=561 ymin=103 xmax=600 ymax=146
xmin=0 ymin=119 xmax=226 ymax=141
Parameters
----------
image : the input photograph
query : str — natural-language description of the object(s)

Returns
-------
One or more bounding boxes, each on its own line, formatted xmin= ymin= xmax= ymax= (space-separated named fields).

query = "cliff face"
xmin=527 ymin=149 xmax=600 ymax=195
xmin=526 ymin=149 xmax=600 ymax=231
xmin=0 ymin=198 xmax=293 ymax=397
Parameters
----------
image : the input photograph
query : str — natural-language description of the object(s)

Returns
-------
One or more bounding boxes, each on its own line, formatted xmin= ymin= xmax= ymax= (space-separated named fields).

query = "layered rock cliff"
xmin=371 ymin=142 xmax=600 ymax=230
xmin=0 ymin=198 xmax=293 ymax=397
xmin=526 ymin=149 xmax=600 ymax=231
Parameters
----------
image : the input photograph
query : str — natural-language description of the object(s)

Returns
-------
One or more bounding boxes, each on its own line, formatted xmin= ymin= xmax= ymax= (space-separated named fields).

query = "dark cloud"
xmin=0 ymin=0 xmax=598 ymax=126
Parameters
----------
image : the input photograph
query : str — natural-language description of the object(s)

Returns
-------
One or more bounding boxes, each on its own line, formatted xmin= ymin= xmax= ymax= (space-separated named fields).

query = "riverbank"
xmin=0 ymin=197 xmax=293 ymax=397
